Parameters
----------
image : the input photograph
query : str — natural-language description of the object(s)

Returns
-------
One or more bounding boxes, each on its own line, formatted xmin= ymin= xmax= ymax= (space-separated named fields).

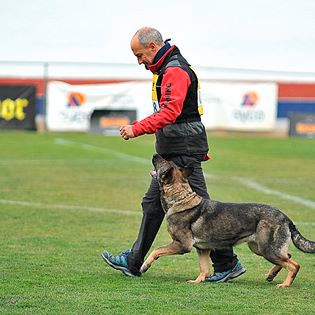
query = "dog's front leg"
xmin=187 ymin=249 xmax=210 ymax=284
xmin=140 ymin=240 xmax=191 ymax=274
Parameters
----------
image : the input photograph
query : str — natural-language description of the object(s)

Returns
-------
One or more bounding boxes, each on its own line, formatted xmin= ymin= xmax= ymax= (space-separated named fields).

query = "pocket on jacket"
xmin=162 ymin=121 xmax=204 ymax=137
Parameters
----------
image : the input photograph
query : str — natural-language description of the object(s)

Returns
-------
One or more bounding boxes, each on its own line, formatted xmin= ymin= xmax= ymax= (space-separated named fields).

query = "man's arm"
xmin=120 ymin=67 xmax=191 ymax=140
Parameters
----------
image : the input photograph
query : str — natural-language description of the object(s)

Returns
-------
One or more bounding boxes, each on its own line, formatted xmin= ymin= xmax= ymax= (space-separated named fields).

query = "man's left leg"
xmin=206 ymin=249 xmax=246 ymax=283
xmin=102 ymin=176 xmax=164 ymax=276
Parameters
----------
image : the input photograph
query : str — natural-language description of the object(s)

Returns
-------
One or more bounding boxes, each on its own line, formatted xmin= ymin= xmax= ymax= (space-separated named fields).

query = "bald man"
xmin=102 ymin=27 xmax=245 ymax=283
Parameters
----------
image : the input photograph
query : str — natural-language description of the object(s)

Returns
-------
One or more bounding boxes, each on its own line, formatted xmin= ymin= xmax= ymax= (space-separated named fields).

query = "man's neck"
xmin=153 ymin=39 xmax=171 ymax=64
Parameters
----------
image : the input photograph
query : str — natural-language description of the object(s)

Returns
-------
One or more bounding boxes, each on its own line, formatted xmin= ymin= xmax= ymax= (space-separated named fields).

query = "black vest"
xmin=154 ymin=47 xmax=209 ymax=156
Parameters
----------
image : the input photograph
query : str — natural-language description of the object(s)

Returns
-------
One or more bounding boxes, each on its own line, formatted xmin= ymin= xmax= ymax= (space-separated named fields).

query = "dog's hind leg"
xmin=187 ymin=249 xmax=210 ymax=284
xmin=266 ymin=265 xmax=282 ymax=282
xmin=262 ymin=239 xmax=300 ymax=287
xmin=275 ymin=257 xmax=300 ymax=288
xmin=248 ymin=240 xmax=283 ymax=282
xmin=255 ymin=222 xmax=301 ymax=287
xmin=265 ymin=253 xmax=292 ymax=282
xmin=248 ymin=241 xmax=263 ymax=256
xmin=263 ymin=252 xmax=300 ymax=287
xmin=272 ymin=227 xmax=300 ymax=287
xmin=248 ymin=240 xmax=282 ymax=282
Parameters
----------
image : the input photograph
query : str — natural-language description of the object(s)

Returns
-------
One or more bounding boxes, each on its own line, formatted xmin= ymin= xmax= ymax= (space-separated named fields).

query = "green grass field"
xmin=1 ymin=131 xmax=314 ymax=314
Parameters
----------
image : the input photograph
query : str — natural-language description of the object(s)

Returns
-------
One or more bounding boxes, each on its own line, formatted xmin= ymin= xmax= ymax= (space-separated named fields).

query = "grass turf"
xmin=0 ymin=131 xmax=314 ymax=314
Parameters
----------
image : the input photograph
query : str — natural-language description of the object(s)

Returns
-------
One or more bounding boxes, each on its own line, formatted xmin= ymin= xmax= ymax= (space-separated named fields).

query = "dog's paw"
xmin=187 ymin=279 xmax=201 ymax=284
xmin=140 ymin=263 xmax=149 ymax=274
xmin=187 ymin=276 xmax=206 ymax=284
xmin=277 ymin=283 xmax=290 ymax=289
xmin=266 ymin=271 xmax=279 ymax=282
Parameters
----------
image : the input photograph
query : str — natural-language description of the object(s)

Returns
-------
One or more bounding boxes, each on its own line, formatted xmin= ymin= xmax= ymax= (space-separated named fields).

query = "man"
xmin=102 ymin=27 xmax=246 ymax=283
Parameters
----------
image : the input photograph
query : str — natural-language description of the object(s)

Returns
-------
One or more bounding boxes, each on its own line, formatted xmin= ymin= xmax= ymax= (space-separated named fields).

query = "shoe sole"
xmin=216 ymin=267 xmax=246 ymax=283
xmin=229 ymin=267 xmax=246 ymax=279
xmin=101 ymin=253 xmax=135 ymax=277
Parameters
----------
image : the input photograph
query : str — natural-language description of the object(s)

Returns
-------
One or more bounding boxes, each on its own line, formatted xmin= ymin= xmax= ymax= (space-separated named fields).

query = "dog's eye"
xmin=162 ymin=167 xmax=174 ymax=181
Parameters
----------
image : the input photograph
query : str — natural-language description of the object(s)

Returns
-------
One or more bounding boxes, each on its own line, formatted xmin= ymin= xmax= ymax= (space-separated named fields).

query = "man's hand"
xmin=119 ymin=125 xmax=135 ymax=140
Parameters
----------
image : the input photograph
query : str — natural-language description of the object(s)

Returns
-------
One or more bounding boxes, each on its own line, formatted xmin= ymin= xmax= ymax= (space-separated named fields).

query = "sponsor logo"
xmin=0 ymin=98 xmax=29 ymax=120
xmin=67 ymin=92 xmax=86 ymax=108
xmin=234 ymin=91 xmax=265 ymax=123
xmin=241 ymin=91 xmax=258 ymax=107
xmin=60 ymin=111 xmax=89 ymax=124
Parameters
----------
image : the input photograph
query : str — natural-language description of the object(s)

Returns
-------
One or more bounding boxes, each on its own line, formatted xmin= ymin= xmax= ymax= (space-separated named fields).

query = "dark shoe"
xmin=101 ymin=249 xmax=139 ymax=277
xmin=206 ymin=260 xmax=246 ymax=283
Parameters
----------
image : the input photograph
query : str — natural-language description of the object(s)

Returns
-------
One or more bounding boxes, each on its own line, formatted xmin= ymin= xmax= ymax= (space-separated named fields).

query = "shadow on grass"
xmin=132 ymin=271 xmax=308 ymax=290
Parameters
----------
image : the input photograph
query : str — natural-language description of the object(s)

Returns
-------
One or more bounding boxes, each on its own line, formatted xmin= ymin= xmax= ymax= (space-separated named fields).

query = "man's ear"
xmin=149 ymin=42 xmax=156 ymax=51
xmin=180 ymin=167 xmax=194 ymax=178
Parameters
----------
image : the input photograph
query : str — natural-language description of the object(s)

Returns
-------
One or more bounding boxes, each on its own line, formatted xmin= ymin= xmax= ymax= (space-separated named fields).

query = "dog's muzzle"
xmin=152 ymin=154 xmax=164 ymax=168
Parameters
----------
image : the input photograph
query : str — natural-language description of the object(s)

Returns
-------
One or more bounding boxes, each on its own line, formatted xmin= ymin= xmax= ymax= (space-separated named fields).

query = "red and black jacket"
xmin=132 ymin=45 xmax=209 ymax=157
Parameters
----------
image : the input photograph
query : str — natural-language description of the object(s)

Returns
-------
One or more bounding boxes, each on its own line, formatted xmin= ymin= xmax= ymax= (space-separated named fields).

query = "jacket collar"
xmin=148 ymin=45 xmax=176 ymax=74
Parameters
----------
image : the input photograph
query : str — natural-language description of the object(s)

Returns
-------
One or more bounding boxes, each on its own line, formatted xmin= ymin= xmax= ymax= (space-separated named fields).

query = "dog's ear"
xmin=180 ymin=167 xmax=194 ymax=178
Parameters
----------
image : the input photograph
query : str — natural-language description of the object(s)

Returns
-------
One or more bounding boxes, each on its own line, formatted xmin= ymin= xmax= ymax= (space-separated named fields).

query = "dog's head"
xmin=152 ymin=154 xmax=202 ymax=213
xmin=152 ymin=154 xmax=193 ymax=200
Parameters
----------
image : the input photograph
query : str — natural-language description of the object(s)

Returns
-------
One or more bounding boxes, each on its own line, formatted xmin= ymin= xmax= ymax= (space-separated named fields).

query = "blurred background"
xmin=1 ymin=0 xmax=315 ymax=137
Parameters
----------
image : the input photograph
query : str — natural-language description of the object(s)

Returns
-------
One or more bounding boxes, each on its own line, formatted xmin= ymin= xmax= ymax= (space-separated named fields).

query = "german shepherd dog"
xmin=140 ymin=154 xmax=315 ymax=288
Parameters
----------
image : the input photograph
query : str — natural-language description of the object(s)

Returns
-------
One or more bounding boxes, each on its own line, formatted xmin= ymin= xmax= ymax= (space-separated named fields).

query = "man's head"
xmin=131 ymin=27 xmax=164 ymax=69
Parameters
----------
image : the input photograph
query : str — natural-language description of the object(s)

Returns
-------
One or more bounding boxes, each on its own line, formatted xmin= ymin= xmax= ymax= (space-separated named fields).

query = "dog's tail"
xmin=289 ymin=221 xmax=315 ymax=253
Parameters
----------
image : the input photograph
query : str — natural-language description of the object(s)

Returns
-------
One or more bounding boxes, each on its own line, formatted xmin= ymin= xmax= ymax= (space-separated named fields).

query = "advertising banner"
xmin=47 ymin=81 xmax=278 ymax=132
xmin=90 ymin=109 xmax=137 ymax=135
xmin=0 ymin=85 xmax=36 ymax=129
xmin=201 ymin=82 xmax=278 ymax=130
xmin=46 ymin=81 xmax=151 ymax=131
xmin=289 ymin=112 xmax=315 ymax=138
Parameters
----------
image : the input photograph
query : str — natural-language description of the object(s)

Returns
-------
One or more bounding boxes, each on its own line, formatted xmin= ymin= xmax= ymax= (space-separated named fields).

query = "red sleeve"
xmin=132 ymin=67 xmax=191 ymax=136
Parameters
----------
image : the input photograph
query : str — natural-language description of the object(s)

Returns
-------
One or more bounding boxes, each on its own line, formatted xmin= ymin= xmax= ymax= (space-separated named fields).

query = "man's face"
xmin=131 ymin=37 xmax=159 ymax=69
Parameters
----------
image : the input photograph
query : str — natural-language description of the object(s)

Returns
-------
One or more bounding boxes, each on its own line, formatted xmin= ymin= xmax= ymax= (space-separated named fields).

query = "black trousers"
xmin=127 ymin=155 xmax=238 ymax=275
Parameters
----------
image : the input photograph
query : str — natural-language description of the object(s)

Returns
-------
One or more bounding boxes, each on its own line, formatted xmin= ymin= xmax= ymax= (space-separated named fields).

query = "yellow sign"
xmin=151 ymin=74 xmax=160 ymax=112
xmin=190 ymin=67 xmax=203 ymax=116
xmin=0 ymin=98 xmax=29 ymax=120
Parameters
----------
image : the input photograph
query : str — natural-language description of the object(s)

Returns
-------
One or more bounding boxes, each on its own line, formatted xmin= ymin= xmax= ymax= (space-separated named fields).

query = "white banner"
xmin=46 ymin=81 xmax=151 ymax=131
xmin=201 ymin=82 xmax=278 ymax=130
xmin=46 ymin=80 xmax=278 ymax=132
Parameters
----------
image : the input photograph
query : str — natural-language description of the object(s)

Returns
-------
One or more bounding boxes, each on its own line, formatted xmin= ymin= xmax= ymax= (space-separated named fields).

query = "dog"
xmin=140 ymin=154 xmax=315 ymax=288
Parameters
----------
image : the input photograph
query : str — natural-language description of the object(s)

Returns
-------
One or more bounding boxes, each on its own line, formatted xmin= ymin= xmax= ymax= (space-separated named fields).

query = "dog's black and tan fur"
xmin=140 ymin=154 xmax=315 ymax=288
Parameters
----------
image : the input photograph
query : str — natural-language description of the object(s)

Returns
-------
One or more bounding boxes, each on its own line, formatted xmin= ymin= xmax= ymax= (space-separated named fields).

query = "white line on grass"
xmin=54 ymin=138 xmax=315 ymax=209
xmin=0 ymin=199 xmax=139 ymax=216
xmin=232 ymin=177 xmax=315 ymax=209
xmin=55 ymin=138 xmax=149 ymax=164
xmin=0 ymin=198 xmax=314 ymax=226
xmin=0 ymin=159 xmax=103 ymax=165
